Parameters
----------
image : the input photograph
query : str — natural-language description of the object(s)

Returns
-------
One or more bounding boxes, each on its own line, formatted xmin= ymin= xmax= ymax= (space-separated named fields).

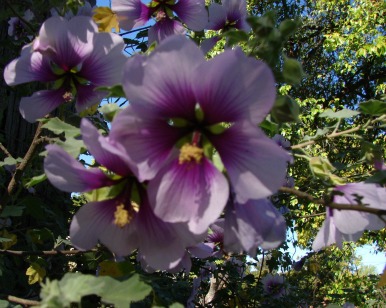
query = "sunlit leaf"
xmin=26 ymin=263 xmax=46 ymax=285
xmin=93 ymin=7 xmax=120 ymax=32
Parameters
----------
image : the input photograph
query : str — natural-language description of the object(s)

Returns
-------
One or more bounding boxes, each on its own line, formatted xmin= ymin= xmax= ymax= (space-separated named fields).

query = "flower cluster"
xmin=41 ymin=31 xmax=290 ymax=270
xmin=4 ymin=16 xmax=126 ymax=122
xmin=112 ymin=0 xmax=208 ymax=44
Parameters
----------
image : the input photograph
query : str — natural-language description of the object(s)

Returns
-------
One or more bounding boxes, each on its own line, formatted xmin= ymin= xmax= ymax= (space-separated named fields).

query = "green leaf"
xmin=169 ymin=304 xmax=184 ymax=308
xmin=40 ymin=273 xmax=104 ymax=308
xmin=319 ymin=108 xmax=360 ymax=119
xmin=0 ymin=237 xmax=13 ymax=243
xmin=224 ymin=30 xmax=249 ymax=46
xmin=40 ymin=273 xmax=151 ymax=308
xmin=271 ymin=95 xmax=300 ymax=123
xmin=359 ymin=99 xmax=386 ymax=115
xmin=309 ymin=157 xmax=345 ymax=185
xmin=100 ymin=274 xmax=152 ymax=307
xmin=303 ymin=128 xmax=330 ymax=141
xmin=365 ymin=171 xmax=386 ymax=185
xmin=0 ymin=157 xmax=22 ymax=167
xmin=96 ymin=84 xmax=126 ymax=98
xmin=282 ymin=57 xmax=304 ymax=85
xmin=99 ymin=103 xmax=121 ymax=122
xmin=0 ymin=206 xmax=25 ymax=218
xmin=55 ymin=137 xmax=85 ymax=158
xmin=259 ymin=116 xmax=278 ymax=133
xmin=24 ymin=173 xmax=47 ymax=188
xmin=0 ymin=300 xmax=22 ymax=308
xmin=41 ymin=117 xmax=80 ymax=139
xmin=279 ymin=19 xmax=299 ymax=38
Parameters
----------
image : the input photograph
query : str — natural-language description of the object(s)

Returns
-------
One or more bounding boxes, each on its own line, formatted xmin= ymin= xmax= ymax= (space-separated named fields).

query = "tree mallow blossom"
xmin=112 ymin=0 xmax=208 ymax=44
xmin=8 ymin=9 xmax=34 ymax=40
xmin=4 ymin=16 xmax=126 ymax=122
xmin=207 ymin=0 xmax=250 ymax=32
xmin=261 ymin=274 xmax=286 ymax=298
xmin=224 ymin=198 xmax=287 ymax=255
xmin=312 ymin=182 xmax=386 ymax=251
xmin=110 ymin=35 xmax=290 ymax=237
xmin=44 ymin=119 xmax=201 ymax=270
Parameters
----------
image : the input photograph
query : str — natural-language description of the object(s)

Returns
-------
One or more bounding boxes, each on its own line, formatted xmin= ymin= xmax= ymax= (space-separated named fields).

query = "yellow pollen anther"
xmin=114 ymin=204 xmax=130 ymax=228
xmin=179 ymin=143 xmax=204 ymax=164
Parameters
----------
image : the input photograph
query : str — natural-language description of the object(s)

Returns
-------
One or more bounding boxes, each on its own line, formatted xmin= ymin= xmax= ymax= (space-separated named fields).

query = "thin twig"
xmin=7 ymin=295 xmax=40 ymax=307
xmin=0 ymin=122 xmax=45 ymax=213
xmin=0 ymin=142 xmax=13 ymax=158
xmin=291 ymin=115 xmax=385 ymax=150
xmin=279 ymin=186 xmax=386 ymax=216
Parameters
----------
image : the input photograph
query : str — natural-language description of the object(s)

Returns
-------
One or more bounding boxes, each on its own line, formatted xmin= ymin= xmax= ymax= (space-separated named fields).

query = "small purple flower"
xmin=224 ymin=198 xmax=287 ymax=255
xmin=8 ymin=9 xmax=34 ymax=40
xmin=44 ymin=119 xmax=200 ymax=270
xmin=261 ymin=274 xmax=286 ymax=298
xmin=207 ymin=0 xmax=250 ymax=32
xmin=272 ymin=134 xmax=291 ymax=149
xmin=111 ymin=35 xmax=290 ymax=236
xmin=4 ymin=16 xmax=126 ymax=122
xmin=312 ymin=183 xmax=386 ymax=251
xmin=112 ymin=0 xmax=208 ymax=44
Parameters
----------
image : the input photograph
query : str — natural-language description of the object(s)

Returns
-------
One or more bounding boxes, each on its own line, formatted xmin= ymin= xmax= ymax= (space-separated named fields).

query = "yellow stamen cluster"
xmin=62 ymin=91 xmax=73 ymax=102
xmin=179 ymin=143 xmax=204 ymax=164
xmin=113 ymin=204 xmax=131 ymax=228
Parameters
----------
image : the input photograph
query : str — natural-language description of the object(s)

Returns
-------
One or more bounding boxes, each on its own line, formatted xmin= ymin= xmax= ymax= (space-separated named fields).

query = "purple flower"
xmin=112 ymin=0 xmax=208 ymax=44
xmin=272 ymin=134 xmax=291 ymax=149
xmin=207 ymin=0 xmax=250 ymax=32
xmin=261 ymin=274 xmax=286 ymax=298
xmin=44 ymin=119 xmax=200 ymax=270
xmin=8 ymin=9 xmax=34 ymax=40
xmin=312 ymin=183 xmax=386 ymax=251
xmin=110 ymin=35 xmax=290 ymax=236
xmin=4 ymin=16 xmax=126 ymax=122
xmin=223 ymin=198 xmax=287 ymax=255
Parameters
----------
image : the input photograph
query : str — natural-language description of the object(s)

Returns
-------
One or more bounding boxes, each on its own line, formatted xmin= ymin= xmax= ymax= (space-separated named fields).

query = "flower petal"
xmin=70 ymin=200 xmax=137 ymax=256
xmin=34 ymin=16 xmax=97 ymax=68
xmin=75 ymin=84 xmax=105 ymax=112
xmin=81 ymin=119 xmax=133 ymax=176
xmin=194 ymin=48 xmax=275 ymax=124
xmin=312 ymin=214 xmax=362 ymax=251
xmin=223 ymin=0 xmax=250 ymax=32
xmin=333 ymin=183 xmax=386 ymax=233
xmin=112 ymin=0 xmax=151 ymax=30
xmin=148 ymin=156 xmax=229 ymax=234
xmin=122 ymin=35 xmax=204 ymax=120
xmin=4 ymin=45 xmax=55 ymax=86
xmin=207 ymin=3 xmax=227 ymax=30
xmin=135 ymin=198 xmax=197 ymax=270
xmin=173 ymin=0 xmax=208 ymax=31
xmin=110 ymin=104 xmax=185 ymax=181
xmin=80 ymin=31 xmax=126 ymax=86
xmin=19 ymin=89 xmax=67 ymax=123
xmin=224 ymin=199 xmax=286 ymax=255
xmin=148 ymin=19 xmax=186 ymax=45
xmin=211 ymin=123 xmax=290 ymax=202
xmin=44 ymin=144 xmax=114 ymax=192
